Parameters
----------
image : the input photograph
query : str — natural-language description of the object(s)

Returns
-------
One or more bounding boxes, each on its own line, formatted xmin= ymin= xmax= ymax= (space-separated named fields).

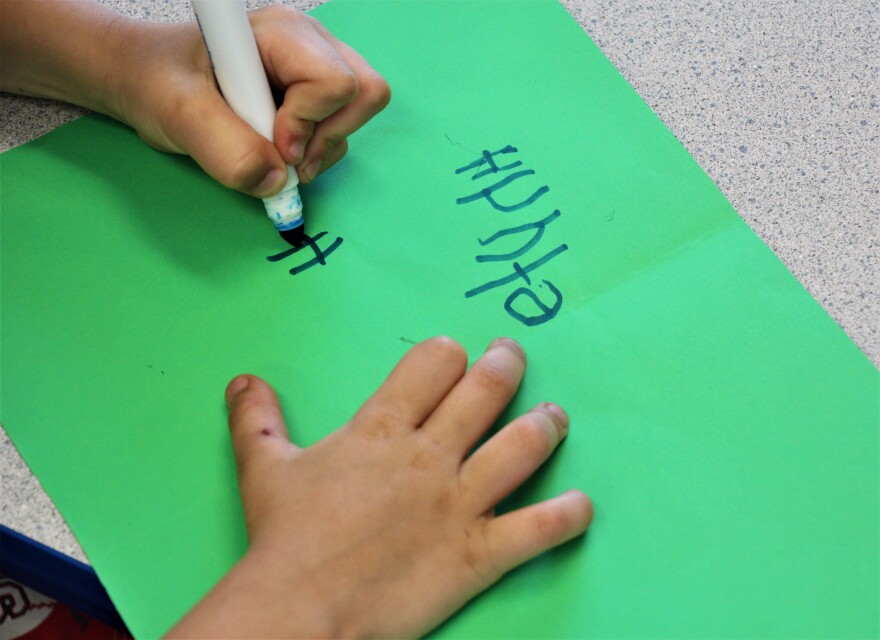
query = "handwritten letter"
xmin=456 ymin=146 xmax=568 ymax=326
xmin=267 ymin=231 xmax=344 ymax=276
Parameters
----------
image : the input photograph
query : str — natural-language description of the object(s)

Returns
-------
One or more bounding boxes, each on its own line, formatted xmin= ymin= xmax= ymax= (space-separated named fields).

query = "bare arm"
xmin=0 ymin=1 xmax=132 ymax=117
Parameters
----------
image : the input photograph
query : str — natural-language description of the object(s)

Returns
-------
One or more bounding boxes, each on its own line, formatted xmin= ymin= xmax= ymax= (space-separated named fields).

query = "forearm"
xmin=0 ymin=0 xmax=133 ymax=119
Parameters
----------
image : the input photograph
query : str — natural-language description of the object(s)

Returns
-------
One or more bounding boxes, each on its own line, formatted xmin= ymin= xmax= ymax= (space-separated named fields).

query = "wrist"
xmin=85 ymin=11 xmax=141 ymax=124
xmin=241 ymin=544 xmax=369 ymax=640
xmin=164 ymin=545 xmax=359 ymax=640
xmin=0 ymin=1 xmax=133 ymax=120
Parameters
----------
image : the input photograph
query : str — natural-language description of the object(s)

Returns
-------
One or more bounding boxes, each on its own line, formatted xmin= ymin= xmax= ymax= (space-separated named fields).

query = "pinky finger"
xmin=484 ymin=490 xmax=593 ymax=575
xmin=297 ymin=138 xmax=348 ymax=183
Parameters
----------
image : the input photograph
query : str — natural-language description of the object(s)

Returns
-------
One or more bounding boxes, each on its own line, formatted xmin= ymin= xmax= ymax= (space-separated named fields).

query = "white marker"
xmin=191 ymin=0 xmax=305 ymax=246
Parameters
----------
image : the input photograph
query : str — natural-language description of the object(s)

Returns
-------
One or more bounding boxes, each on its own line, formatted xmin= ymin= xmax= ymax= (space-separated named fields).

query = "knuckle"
xmin=173 ymin=97 xmax=275 ymax=194
xmin=354 ymin=400 xmax=407 ymax=439
xmin=532 ymin=505 xmax=572 ymax=541
xmin=409 ymin=449 xmax=434 ymax=471
xmin=360 ymin=73 xmax=392 ymax=110
xmin=253 ymin=4 xmax=301 ymax=24
xmin=511 ymin=419 xmax=552 ymax=459
xmin=224 ymin=145 xmax=272 ymax=191
xmin=330 ymin=138 xmax=349 ymax=160
xmin=471 ymin=360 xmax=516 ymax=394
xmin=462 ymin=523 xmax=501 ymax=585
xmin=316 ymin=130 xmax=346 ymax=150
xmin=284 ymin=117 xmax=316 ymax=140
xmin=227 ymin=394 xmax=265 ymax=429
xmin=432 ymin=484 xmax=456 ymax=514
xmin=327 ymin=69 xmax=359 ymax=105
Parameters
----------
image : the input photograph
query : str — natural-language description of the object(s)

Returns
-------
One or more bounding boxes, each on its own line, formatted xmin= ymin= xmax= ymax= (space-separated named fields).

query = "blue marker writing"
xmin=191 ymin=0 xmax=305 ymax=247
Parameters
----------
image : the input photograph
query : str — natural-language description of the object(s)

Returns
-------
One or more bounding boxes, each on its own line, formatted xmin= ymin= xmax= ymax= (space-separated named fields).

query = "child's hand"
xmin=166 ymin=337 xmax=593 ymax=639
xmin=119 ymin=5 xmax=390 ymax=196
xmin=0 ymin=2 xmax=389 ymax=198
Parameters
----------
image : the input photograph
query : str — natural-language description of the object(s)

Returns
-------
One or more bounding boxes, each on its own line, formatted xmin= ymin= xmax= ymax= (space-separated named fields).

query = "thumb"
xmin=171 ymin=93 xmax=288 ymax=198
xmin=225 ymin=374 xmax=297 ymax=476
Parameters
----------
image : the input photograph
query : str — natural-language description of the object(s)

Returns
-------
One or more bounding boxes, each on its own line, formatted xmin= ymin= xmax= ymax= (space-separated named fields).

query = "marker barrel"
xmin=191 ymin=0 xmax=303 ymax=232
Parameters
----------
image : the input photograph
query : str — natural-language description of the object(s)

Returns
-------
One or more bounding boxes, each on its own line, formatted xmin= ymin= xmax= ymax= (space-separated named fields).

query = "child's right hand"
xmin=0 ymin=1 xmax=390 ymax=199
xmin=166 ymin=337 xmax=593 ymax=639
xmin=118 ymin=5 xmax=391 ymax=197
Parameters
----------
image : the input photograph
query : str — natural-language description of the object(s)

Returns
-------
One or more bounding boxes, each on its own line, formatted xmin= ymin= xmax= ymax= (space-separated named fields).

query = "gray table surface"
xmin=1 ymin=0 xmax=877 ymax=563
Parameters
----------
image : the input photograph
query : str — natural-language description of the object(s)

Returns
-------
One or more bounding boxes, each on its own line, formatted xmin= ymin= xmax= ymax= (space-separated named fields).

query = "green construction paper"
xmin=2 ymin=0 xmax=877 ymax=637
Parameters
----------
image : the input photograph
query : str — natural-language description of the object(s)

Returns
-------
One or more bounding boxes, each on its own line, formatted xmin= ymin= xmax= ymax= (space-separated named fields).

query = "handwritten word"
xmin=455 ymin=145 xmax=568 ymax=327
xmin=266 ymin=231 xmax=343 ymax=276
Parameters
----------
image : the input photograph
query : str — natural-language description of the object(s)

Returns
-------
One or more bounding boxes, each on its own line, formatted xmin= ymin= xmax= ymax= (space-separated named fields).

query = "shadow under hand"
xmin=37 ymin=114 xmax=277 ymax=281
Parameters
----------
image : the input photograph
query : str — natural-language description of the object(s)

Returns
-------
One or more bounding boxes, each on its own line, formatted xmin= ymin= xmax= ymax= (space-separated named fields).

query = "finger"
xmin=225 ymin=374 xmax=298 ymax=476
xmin=301 ymin=138 xmax=348 ymax=185
xmin=167 ymin=92 xmax=288 ymax=198
xmin=251 ymin=8 xmax=360 ymax=165
xmin=424 ymin=338 xmax=526 ymax=456
xmin=460 ymin=403 xmax=568 ymax=512
xmin=351 ymin=337 xmax=468 ymax=437
xmin=312 ymin=138 xmax=348 ymax=177
xmin=295 ymin=25 xmax=391 ymax=183
xmin=483 ymin=490 xmax=593 ymax=577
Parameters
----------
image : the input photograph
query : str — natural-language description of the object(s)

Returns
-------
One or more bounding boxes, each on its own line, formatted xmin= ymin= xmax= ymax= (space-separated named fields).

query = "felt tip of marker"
xmin=280 ymin=224 xmax=306 ymax=248
xmin=263 ymin=167 xmax=304 ymax=246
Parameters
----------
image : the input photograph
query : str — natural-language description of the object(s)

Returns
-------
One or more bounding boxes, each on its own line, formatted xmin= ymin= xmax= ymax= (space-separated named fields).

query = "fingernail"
xmin=487 ymin=337 xmax=524 ymax=358
xmin=301 ymin=159 xmax=321 ymax=183
xmin=288 ymin=141 xmax=305 ymax=163
xmin=541 ymin=402 xmax=569 ymax=430
xmin=255 ymin=168 xmax=285 ymax=197
xmin=226 ymin=375 xmax=250 ymax=407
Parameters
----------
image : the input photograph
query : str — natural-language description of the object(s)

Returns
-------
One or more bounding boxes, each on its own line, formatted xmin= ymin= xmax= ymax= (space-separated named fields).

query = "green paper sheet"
xmin=2 ymin=1 xmax=877 ymax=637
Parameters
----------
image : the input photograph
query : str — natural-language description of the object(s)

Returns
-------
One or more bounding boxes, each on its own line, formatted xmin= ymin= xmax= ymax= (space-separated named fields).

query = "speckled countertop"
xmin=1 ymin=0 xmax=877 ymax=563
